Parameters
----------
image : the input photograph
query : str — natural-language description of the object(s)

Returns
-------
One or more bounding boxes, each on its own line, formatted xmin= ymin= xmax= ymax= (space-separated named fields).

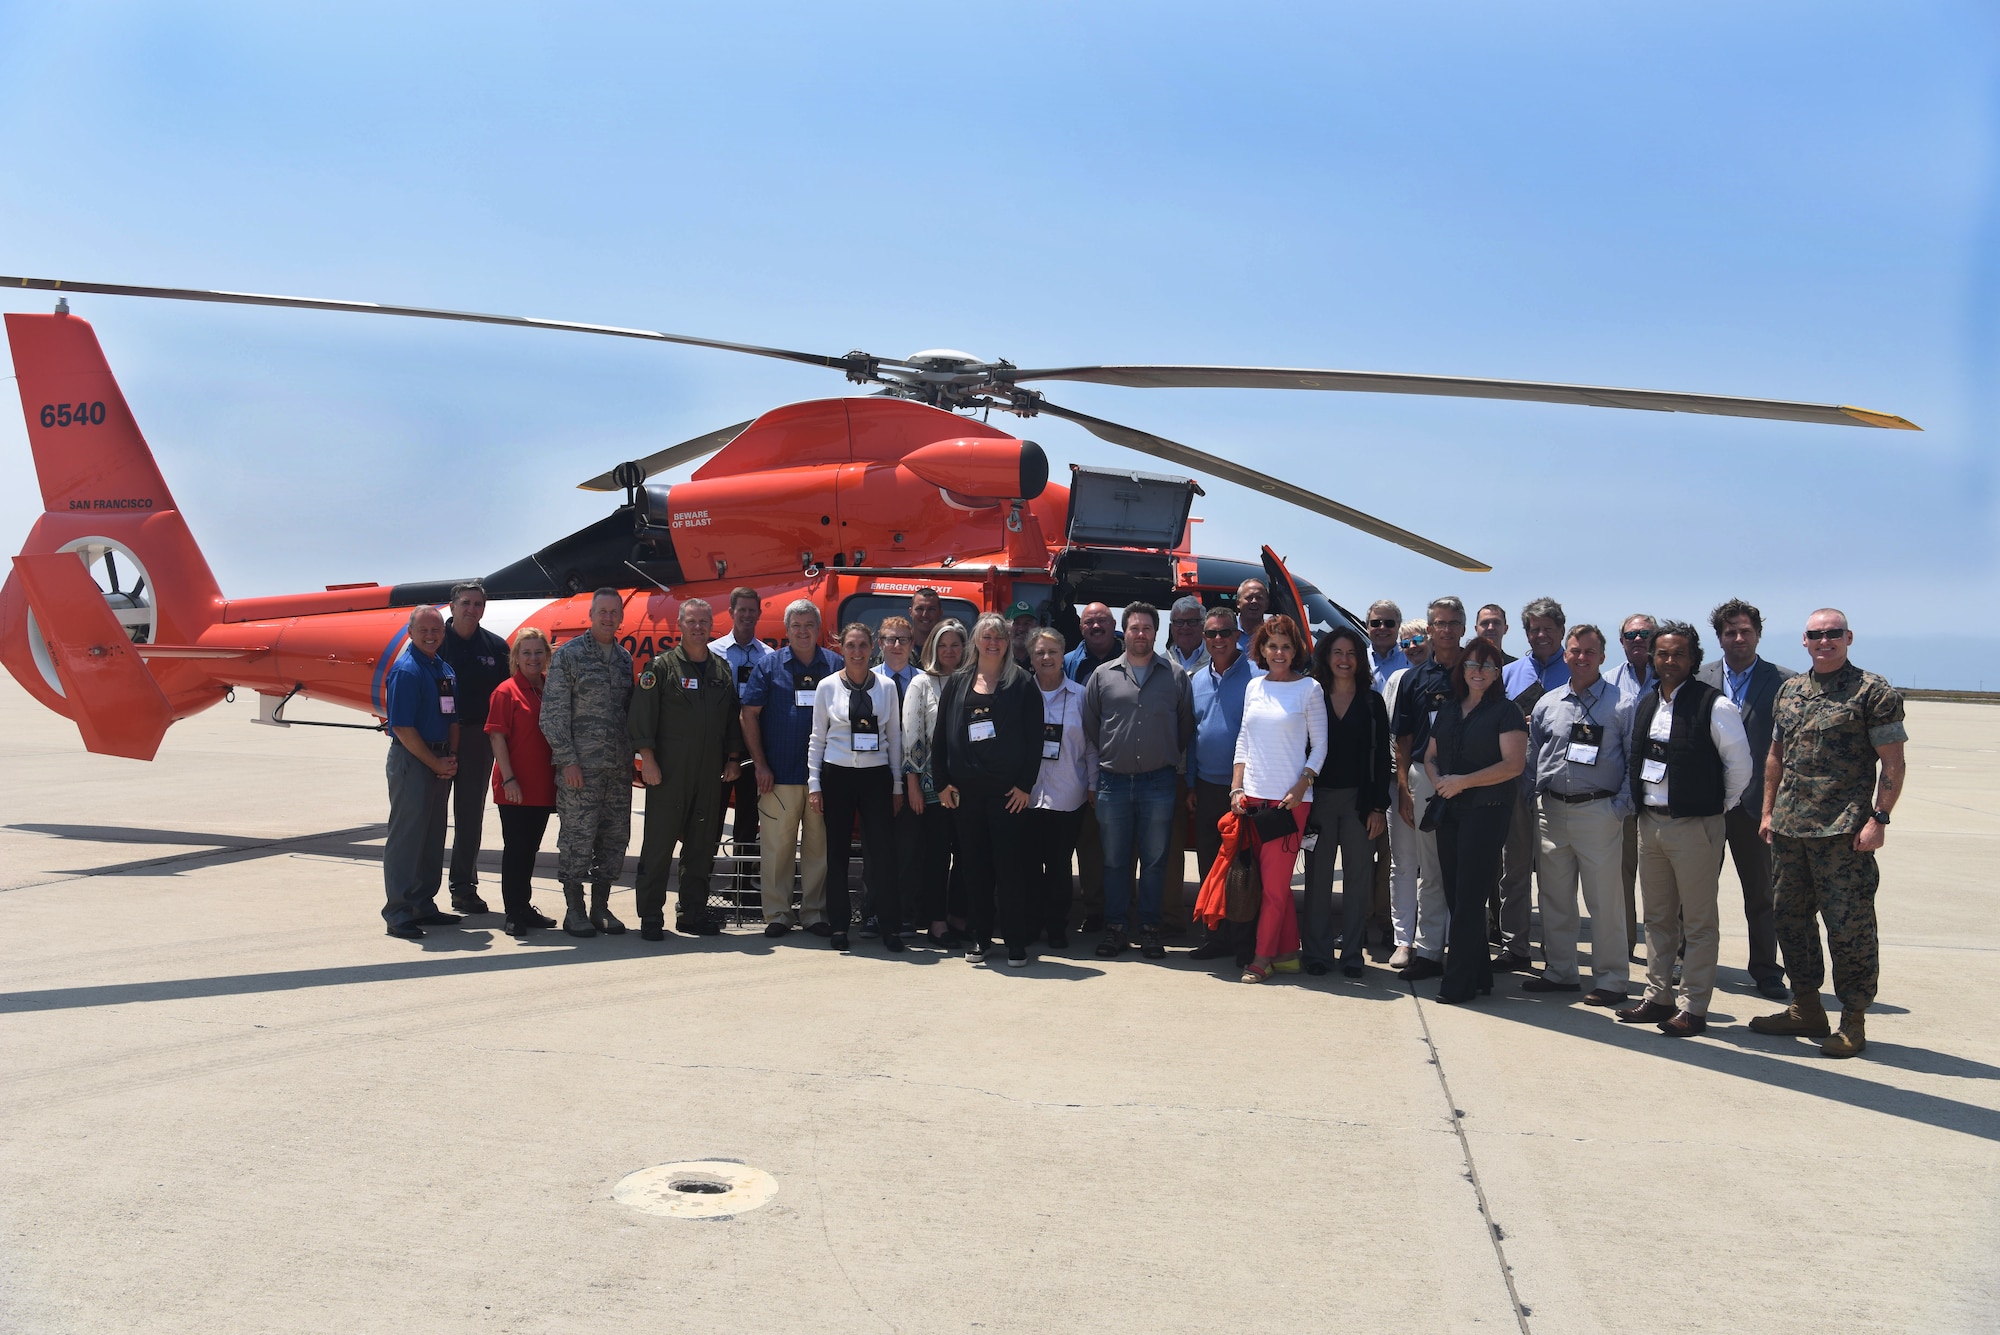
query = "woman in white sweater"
xmin=808 ymin=622 xmax=904 ymax=953
xmin=1230 ymin=614 xmax=1327 ymax=983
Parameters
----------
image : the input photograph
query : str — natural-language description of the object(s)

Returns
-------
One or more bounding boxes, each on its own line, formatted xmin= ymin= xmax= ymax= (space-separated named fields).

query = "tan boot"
xmin=1748 ymin=992 xmax=1831 ymax=1037
xmin=1821 ymin=1008 xmax=1867 ymax=1058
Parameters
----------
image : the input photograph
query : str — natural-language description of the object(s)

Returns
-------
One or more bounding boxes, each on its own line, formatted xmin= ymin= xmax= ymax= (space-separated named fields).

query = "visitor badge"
xmin=1641 ymin=758 xmax=1667 ymax=784
xmin=1041 ymin=721 xmax=1063 ymax=760
xmin=968 ymin=719 xmax=997 ymax=742
xmin=795 ymin=689 xmax=816 ymax=708
xmin=439 ymin=697 xmax=455 ymax=714
xmin=1566 ymin=721 xmax=1602 ymax=765
xmin=1301 ymin=831 xmax=1319 ymax=852
xmin=853 ymin=731 xmax=881 ymax=752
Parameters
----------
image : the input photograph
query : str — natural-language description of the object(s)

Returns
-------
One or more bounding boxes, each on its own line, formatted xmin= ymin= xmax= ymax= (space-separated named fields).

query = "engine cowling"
xmin=899 ymin=438 xmax=1048 ymax=501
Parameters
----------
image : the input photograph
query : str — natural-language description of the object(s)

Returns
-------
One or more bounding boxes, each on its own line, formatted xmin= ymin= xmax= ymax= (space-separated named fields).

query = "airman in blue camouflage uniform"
xmin=1750 ymin=609 xmax=1907 ymax=1058
xmin=542 ymin=588 xmax=637 ymax=937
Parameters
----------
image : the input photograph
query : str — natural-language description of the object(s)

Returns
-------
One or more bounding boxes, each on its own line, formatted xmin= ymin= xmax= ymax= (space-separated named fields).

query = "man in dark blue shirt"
xmin=382 ymin=605 xmax=460 ymax=939
xmin=741 ymin=599 xmax=843 ymax=937
xmin=437 ymin=581 xmax=514 ymax=918
xmin=1390 ymin=596 xmax=1467 ymax=979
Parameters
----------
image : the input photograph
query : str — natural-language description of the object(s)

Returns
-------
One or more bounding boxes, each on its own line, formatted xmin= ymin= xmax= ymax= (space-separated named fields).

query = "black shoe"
xmin=1139 ymin=926 xmax=1166 ymax=960
xmin=385 ymin=922 xmax=424 ymax=940
xmin=1095 ymin=928 xmax=1128 ymax=958
xmin=450 ymin=893 xmax=491 ymax=915
xmin=1305 ymin=961 xmax=1329 ymax=977
xmin=677 ymin=917 xmax=723 ymax=936
xmin=413 ymin=910 xmax=462 ymax=927
xmin=1397 ymin=955 xmax=1443 ymax=981
xmin=900 ymin=920 xmax=916 ymax=935
xmin=860 ymin=915 xmax=881 ymax=939
xmin=640 ymin=919 xmax=666 ymax=942
xmin=763 ymin=921 xmax=791 ymax=938
xmin=806 ymin=922 xmax=834 ymax=938
xmin=884 ymin=934 xmax=907 ymax=953
xmin=966 ymin=938 xmax=990 ymax=961
xmin=503 ymin=918 xmax=532 ymax=938
xmin=1081 ymin=914 xmax=1105 ymax=933
xmin=523 ymin=906 xmax=558 ymax=929
xmin=1521 ymin=976 xmax=1582 ymax=993
xmin=1189 ymin=935 xmax=1234 ymax=961
xmin=1007 ymin=945 xmax=1028 ymax=968
xmin=830 ymin=932 xmax=850 ymax=951
xmin=1755 ymin=975 xmax=1791 ymax=1001
xmin=1491 ymin=952 xmax=1532 ymax=973
xmin=1046 ymin=927 xmax=1069 ymax=951
xmin=1341 ymin=960 xmax=1365 ymax=979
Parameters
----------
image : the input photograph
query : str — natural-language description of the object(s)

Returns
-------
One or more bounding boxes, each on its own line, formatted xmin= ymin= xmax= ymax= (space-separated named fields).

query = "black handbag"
xmin=1250 ymin=804 xmax=1299 ymax=842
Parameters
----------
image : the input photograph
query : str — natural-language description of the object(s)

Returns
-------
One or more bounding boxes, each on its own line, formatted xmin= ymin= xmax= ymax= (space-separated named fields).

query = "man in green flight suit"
xmin=1750 ymin=608 xmax=1907 ymax=1058
xmin=630 ymin=597 xmax=746 ymax=942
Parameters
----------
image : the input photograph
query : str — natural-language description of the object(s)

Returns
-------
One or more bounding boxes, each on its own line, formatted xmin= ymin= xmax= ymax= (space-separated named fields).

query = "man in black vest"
xmin=1697 ymin=598 xmax=1798 ymax=1001
xmin=1615 ymin=621 xmax=1754 ymax=1037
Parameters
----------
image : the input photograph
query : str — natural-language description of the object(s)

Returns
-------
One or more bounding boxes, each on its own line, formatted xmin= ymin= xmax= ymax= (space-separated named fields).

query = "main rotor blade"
xmin=1011 ymin=365 xmax=1920 ymax=431
xmin=0 ymin=276 xmax=867 ymax=375
xmin=577 ymin=419 xmax=755 ymax=491
xmin=1033 ymin=398 xmax=1490 ymax=572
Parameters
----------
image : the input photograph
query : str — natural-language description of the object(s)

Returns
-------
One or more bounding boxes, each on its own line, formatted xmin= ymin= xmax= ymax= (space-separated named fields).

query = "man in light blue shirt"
xmin=1604 ymin=611 xmax=1656 ymax=949
xmin=1526 ymin=624 xmax=1636 ymax=1004
xmin=1365 ymin=598 xmax=1408 ymax=691
xmin=1187 ymin=605 xmax=1260 ymax=960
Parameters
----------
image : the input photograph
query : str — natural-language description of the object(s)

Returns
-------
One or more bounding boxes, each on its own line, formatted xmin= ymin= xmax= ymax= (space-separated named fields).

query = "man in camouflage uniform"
xmin=630 ymin=598 xmax=744 ymax=942
xmin=1750 ymin=609 xmax=1907 ymax=1057
xmin=542 ymin=587 xmax=637 ymax=937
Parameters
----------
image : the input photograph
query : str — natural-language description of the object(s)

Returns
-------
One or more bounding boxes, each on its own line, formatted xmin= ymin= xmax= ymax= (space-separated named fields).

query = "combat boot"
xmin=562 ymin=883 xmax=596 ymax=937
xmin=1821 ymin=1008 xmax=1867 ymax=1058
xmin=589 ymin=883 xmax=626 ymax=935
xmin=1748 ymin=991 xmax=1830 ymax=1038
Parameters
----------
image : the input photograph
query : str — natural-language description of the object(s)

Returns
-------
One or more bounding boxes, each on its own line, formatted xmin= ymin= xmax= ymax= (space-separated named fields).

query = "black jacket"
xmin=932 ymin=668 xmax=1044 ymax=796
xmin=1629 ymin=677 xmax=1727 ymax=818
xmin=1696 ymin=657 xmax=1797 ymax=813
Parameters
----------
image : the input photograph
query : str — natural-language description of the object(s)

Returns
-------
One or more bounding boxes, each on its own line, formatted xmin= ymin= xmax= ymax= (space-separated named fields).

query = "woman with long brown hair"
xmin=1303 ymin=624 xmax=1393 ymax=977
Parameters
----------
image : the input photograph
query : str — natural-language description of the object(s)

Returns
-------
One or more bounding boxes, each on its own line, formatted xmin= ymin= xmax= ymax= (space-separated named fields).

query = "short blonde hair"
xmin=509 ymin=625 xmax=551 ymax=674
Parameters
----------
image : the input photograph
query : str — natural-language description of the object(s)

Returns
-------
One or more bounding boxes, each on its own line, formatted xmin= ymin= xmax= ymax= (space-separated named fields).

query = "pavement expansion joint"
xmin=1408 ymin=983 xmax=1534 ymax=1335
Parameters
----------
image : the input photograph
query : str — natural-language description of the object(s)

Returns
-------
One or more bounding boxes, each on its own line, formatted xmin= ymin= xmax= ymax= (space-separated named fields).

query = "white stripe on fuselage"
xmin=476 ymin=599 xmax=559 ymax=642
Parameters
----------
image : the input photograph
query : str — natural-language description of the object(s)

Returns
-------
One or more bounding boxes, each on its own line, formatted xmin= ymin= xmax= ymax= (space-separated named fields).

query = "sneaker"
xmin=860 ymin=915 xmax=881 ymax=939
xmin=1139 ymin=926 xmax=1166 ymax=960
xmin=966 ymin=938 xmax=990 ymax=961
xmin=1007 ymin=945 xmax=1028 ymax=968
xmin=1095 ymin=928 xmax=1128 ymax=959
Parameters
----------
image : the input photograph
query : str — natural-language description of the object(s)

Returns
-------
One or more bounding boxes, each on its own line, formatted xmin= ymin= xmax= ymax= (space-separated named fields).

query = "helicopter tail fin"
xmin=2 ymin=310 xmax=229 ymax=751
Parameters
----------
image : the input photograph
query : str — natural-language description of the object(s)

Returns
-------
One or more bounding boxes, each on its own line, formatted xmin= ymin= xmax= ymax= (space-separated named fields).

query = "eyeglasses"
xmin=880 ymin=635 xmax=911 ymax=645
xmin=1462 ymin=661 xmax=1497 ymax=673
xmin=1620 ymin=629 xmax=1653 ymax=642
xmin=1367 ymin=618 xmax=1398 ymax=629
xmin=1399 ymin=634 xmax=1428 ymax=649
xmin=1804 ymin=628 xmax=1849 ymax=642
xmin=1202 ymin=627 xmax=1237 ymax=640
xmin=1170 ymin=618 xmax=1201 ymax=627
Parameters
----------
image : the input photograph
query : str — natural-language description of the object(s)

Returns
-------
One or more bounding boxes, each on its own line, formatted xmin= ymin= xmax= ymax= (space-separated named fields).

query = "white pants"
xmin=1535 ymin=796 xmax=1630 ymax=989
xmin=1400 ymin=765 xmax=1448 ymax=962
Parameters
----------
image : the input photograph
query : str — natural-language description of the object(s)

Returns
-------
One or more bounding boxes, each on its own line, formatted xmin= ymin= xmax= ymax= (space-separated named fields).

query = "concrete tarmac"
xmin=2 ymin=677 xmax=1996 ymax=1333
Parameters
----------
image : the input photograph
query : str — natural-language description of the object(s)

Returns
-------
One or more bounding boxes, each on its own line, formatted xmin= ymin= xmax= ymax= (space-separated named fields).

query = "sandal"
xmin=1240 ymin=964 xmax=1270 ymax=984
xmin=1272 ymin=955 xmax=1301 ymax=974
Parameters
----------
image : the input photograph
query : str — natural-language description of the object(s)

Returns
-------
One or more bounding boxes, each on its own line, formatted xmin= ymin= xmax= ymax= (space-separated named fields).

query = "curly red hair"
xmin=1250 ymin=614 xmax=1306 ymax=671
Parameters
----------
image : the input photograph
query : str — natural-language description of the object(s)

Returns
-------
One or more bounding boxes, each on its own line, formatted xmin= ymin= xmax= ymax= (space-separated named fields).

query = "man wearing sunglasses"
xmin=1188 ymin=605 xmax=1262 ymax=962
xmin=1607 ymin=613 xmax=1659 ymax=950
xmin=1365 ymin=599 xmax=1407 ymax=691
xmin=1750 ymin=610 xmax=1906 ymax=1058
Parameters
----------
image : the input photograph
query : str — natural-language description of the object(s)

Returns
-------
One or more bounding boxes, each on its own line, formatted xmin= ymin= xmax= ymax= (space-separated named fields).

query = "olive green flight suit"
xmin=629 ymin=645 xmax=745 ymax=927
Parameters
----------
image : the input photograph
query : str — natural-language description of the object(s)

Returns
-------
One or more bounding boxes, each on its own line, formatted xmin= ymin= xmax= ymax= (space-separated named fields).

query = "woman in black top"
xmin=1422 ymin=638 xmax=1528 ymax=1004
xmin=1302 ymin=626 xmax=1394 ymax=977
xmin=932 ymin=612 xmax=1044 ymax=965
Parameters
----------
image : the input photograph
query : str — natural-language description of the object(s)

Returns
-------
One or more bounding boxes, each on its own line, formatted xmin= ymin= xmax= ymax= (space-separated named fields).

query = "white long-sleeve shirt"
xmin=808 ymin=670 xmax=903 ymax=792
xmin=1232 ymin=675 xmax=1328 ymax=801
xmin=1641 ymin=682 xmax=1752 ymax=812
xmin=1031 ymin=677 xmax=1098 ymax=811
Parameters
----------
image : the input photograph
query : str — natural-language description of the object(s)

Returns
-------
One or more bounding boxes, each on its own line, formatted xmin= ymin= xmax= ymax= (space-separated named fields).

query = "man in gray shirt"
xmin=1082 ymin=602 xmax=1195 ymax=960
xmin=1525 ymin=624 xmax=1634 ymax=1005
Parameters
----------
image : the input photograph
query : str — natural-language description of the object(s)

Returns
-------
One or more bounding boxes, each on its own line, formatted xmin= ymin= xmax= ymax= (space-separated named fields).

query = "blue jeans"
xmin=1095 ymin=766 xmax=1178 ymax=930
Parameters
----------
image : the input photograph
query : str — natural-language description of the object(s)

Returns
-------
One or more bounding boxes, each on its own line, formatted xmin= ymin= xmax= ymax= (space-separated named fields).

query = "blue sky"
xmin=1 ymin=2 xmax=1994 ymax=685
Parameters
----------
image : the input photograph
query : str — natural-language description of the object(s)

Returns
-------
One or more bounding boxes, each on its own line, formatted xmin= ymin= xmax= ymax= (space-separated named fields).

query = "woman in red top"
xmin=485 ymin=627 xmax=559 ymax=936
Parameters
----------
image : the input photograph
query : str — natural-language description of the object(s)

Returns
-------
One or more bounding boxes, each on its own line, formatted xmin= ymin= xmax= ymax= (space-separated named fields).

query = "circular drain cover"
xmin=612 ymin=1161 xmax=778 ymax=1219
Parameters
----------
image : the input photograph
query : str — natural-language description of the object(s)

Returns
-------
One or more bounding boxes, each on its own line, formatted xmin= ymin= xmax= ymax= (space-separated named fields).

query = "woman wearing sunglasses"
xmin=1421 ymin=637 xmax=1528 ymax=1004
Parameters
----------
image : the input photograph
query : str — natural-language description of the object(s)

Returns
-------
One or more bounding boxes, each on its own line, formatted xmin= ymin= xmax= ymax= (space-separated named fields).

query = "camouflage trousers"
xmin=556 ymin=767 xmax=632 ymax=888
xmin=1771 ymin=833 xmax=1880 ymax=1011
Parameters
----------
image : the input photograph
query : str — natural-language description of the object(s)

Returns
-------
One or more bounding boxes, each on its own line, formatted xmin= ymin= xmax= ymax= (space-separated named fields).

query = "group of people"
xmin=377 ymin=577 xmax=1907 ymax=1057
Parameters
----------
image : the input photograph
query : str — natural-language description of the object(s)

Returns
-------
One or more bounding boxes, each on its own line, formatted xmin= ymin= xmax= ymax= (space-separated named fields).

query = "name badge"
xmin=852 ymin=714 xmax=880 ymax=752
xmin=1041 ymin=721 xmax=1063 ymax=760
xmin=1566 ymin=720 xmax=1603 ymax=765
xmin=1641 ymin=758 xmax=1667 ymax=784
xmin=681 ymin=676 xmax=701 ymax=691
xmin=968 ymin=719 xmax=997 ymax=742
xmin=439 ymin=695 xmax=455 ymax=715
xmin=1301 ymin=831 xmax=1320 ymax=852
xmin=795 ymin=689 xmax=816 ymax=708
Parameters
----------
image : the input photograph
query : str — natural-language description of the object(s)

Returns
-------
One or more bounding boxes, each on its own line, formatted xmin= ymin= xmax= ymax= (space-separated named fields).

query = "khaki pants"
xmin=1637 ymin=811 xmax=1726 ymax=1015
xmin=758 ymin=783 xmax=828 ymax=926
xmin=1403 ymin=766 xmax=1448 ymax=961
xmin=1535 ymin=797 xmax=1630 ymax=990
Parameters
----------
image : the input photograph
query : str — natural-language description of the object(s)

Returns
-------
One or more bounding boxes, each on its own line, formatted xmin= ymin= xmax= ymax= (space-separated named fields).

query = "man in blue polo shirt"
xmin=382 ymin=605 xmax=460 ymax=940
xmin=1187 ymin=604 xmax=1260 ymax=961
xmin=741 ymin=599 xmax=843 ymax=938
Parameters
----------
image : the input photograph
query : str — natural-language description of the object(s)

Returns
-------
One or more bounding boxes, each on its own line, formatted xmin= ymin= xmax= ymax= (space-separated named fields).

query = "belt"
xmin=1643 ymin=805 xmax=1675 ymax=816
xmin=1545 ymin=789 xmax=1616 ymax=805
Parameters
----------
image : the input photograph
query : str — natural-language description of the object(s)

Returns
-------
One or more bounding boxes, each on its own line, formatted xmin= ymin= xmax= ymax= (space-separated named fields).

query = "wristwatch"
xmin=1871 ymin=809 xmax=1891 ymax=825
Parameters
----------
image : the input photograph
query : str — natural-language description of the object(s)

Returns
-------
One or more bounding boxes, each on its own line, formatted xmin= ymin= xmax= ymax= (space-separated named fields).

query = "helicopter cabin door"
xmin=1259 ymin=545 xmax=1315 ymax=656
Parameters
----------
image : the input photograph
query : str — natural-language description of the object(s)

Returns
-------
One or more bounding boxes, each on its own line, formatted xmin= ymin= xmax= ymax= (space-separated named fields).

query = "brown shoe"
xmin=1821 ymin=1008 xmax=1866 ymax=1058
xmin=1582 ymin=988 xmax=1628 ymax=1008
xmin=1657 ymin=1010 xmax=1708 ymax=1038
xmin=1615 ymin=999 xmax=1677 ymax=1025
xmin=1748 ymin=993 xmax=1831 ymax=1038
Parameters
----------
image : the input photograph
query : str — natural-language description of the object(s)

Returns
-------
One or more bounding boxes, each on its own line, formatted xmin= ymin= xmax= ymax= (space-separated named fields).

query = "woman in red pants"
xmin=1229 ymin=615 xmax=1327 ymax=982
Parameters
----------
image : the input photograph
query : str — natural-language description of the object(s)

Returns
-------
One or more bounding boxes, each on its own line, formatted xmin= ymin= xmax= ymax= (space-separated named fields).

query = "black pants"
xmin=448 ymin=726 xmax=495 ymax=897
xmin=916 ymin=801 xmax=964 ymax=925
xmin=1023 ymin=806 xmax=1086 ymax=936
xmin=496 ymin=803 xmax=554 ymax=921
xmin=1723 ymin=804 xmax=1782 ymax=982
xmin=954 ymin=789 xmax=1032 ymax=948
xmin=725 ymin=767 xmax=760 ymax=859
xmin=889 ymin=797 xmax=923 ymax=931
xmin=820 ymin=763 xmax=897 ymax=935
xmin=1438 ymin=802 xmax=1509 ymax=1002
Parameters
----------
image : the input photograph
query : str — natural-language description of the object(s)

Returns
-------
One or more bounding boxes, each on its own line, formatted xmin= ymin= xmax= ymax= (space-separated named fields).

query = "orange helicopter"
xmin=0 ymin=276 xmax=1919 ymax=761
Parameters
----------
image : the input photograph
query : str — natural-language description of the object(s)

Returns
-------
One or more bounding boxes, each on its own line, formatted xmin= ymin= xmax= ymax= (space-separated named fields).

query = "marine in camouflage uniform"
xmin=542 ymin=605 xmax=637 ymax=936
xmin=1751 ymin=625 xmax=1907 ymax=1057
xmin=630 ymin=622 xmax=745 ymax=938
